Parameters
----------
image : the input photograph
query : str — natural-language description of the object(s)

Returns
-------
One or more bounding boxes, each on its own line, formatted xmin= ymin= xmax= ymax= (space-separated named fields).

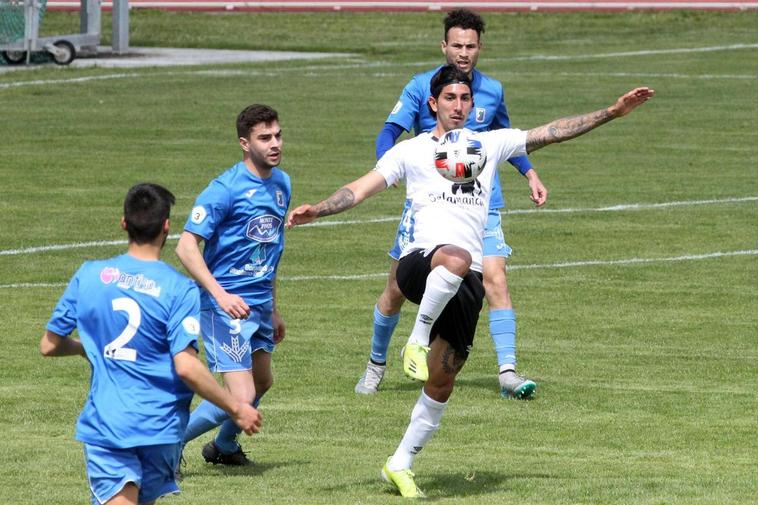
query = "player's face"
xmin=240 ymin=120 xmax=283 ymax=170
xmin=442 ymin=28 xmax=481 ymax=75
xmin=429 ymin=83 xmax=473 ymax=132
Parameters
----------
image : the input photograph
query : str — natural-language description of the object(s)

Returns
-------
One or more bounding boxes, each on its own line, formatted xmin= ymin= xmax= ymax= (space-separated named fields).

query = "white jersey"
xmin=375 ymin=129 xmax=527 ymax=272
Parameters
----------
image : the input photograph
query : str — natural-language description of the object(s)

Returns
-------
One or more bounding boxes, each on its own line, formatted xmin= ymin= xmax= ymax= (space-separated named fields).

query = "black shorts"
xmin=396 ymin=246 xmax=485 ymax=358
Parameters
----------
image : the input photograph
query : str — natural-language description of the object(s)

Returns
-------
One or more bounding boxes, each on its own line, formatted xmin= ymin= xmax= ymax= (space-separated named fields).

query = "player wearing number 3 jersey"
xmin=41 ymin=183 xmax=261 ymax=505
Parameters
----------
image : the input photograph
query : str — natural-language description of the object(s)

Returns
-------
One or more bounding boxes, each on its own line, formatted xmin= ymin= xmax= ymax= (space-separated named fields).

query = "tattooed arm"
xmin=525 ymin=87 xmax=654 ymax=153
xmin=286 ymin=171 xmax=388 ymax=228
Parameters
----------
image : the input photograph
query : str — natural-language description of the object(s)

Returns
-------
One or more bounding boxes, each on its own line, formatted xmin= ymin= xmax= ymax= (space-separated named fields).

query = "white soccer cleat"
xmin=355 ymin=361 xmax=386 ymax=394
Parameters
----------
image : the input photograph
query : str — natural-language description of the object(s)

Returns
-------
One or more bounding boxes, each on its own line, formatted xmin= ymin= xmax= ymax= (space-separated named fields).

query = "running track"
xmin=46 ymin=0 xmax=758 ymax=12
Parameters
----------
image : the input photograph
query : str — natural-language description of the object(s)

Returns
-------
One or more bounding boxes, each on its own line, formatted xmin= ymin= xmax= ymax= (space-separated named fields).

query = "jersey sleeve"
xmin=385 ymin=76 xmax=424 ymax=132
xmin=495 ymin=85 xmax=533 ymax=175
xmin=374 ymin=142 xmax=407 ymax=187
xmin=46 ymin=264 xmax=84 ymax=337
xmin=166 ymin=280 xmax=201 ymax=357
xmin=184 ymin=180 xmax=231 ymax=240
xmin=483 ymin=129 xmax=528 ymax=165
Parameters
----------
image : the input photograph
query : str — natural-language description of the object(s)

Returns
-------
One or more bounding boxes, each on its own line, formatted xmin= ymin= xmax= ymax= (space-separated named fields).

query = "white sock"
xmin=388 ymin=390 xmax=448 ymax=471
xmin=408 ymin=266 xmax=463 ymax=347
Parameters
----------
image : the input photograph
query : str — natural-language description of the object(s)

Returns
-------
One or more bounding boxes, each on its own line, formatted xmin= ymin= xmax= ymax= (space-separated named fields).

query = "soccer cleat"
xmin=201 ymin=441 xmax=254 ymax=466
xmin=355 ymin=361 xmax=387 ymax=394
xmin=401 ymin=343 xmax=430 ymax=382
xmin=499 ymin=370 xmax=537 ymax=399
xmin=381 ymin=458 xmax=426 ymax=499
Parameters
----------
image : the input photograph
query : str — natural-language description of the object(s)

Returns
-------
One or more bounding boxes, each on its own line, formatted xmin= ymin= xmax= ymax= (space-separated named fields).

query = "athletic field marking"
xmin=3 ymin=249 xmax=755 ymax=289
xmin=2 ymin=43 xmax=756 ymax=90
xmin=1 ymin=196 xmax=756 ymax=256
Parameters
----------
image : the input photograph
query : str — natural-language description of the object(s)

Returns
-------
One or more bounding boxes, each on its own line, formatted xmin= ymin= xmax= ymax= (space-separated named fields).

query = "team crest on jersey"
xmin=391 ymin=100 xmax=403 ymax=115
xmin=182 ymin=316 xmax=201 ymax=336
xmin=190 ymin=205 xmax=207 ymax=224
xmin=276 ymin=191 xmax=285 ymax=207
xmin=246 ymin=214 xmax=281 ymax=243
xmin=475 ymin=108 xmax=486 ymax=123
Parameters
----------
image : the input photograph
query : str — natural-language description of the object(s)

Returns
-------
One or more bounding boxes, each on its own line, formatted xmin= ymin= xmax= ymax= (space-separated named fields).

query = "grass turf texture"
xmin=1 ymin=9 xmax=757 ymax=505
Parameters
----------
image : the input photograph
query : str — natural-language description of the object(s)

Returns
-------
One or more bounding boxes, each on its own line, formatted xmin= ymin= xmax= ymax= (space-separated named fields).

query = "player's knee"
xmin=436 ymin=247 xmax=472 ymax=277
xmin=255 ymin=375 xmax=273 ymax=396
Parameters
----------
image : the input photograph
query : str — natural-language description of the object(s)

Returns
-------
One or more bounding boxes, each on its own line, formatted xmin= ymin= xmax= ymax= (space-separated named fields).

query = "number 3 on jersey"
xmin=104 ymin=297 xmax=140 ymax=362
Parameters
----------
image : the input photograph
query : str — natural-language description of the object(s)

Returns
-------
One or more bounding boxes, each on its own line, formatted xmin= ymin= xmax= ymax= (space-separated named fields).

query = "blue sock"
xmin=183 ymin=400 xmax=229 ymax=444
xmin=214 ymin=395 xmax=263 ymax=454
xmin=370 ymin=305 xmax=400 ymax=364
xmin=490 ymin=309 xmax=517 ymax=367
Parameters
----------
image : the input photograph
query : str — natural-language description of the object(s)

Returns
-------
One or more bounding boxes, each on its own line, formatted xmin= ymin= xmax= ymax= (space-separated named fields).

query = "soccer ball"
xmin=434 ymin=128 xmax=486 ymax=183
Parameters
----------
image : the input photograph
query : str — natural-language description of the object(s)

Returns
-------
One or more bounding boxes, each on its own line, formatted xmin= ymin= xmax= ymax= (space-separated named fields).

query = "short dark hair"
xmin=444 ymin=9 xmax=485 ymax=41
xmin=123 ymin=183 xmax=175 ymax=244
xmin=236 ymin=104 xmax=279 ymax=139
xmin=428 ymin=64 xmax=473 ymax=118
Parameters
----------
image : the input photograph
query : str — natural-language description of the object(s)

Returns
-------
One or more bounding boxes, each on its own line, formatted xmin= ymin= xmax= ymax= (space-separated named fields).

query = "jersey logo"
xmin=191 ymin=205 xmax=207 ymax=224
xmin=245 ymin=215 xmax=282 ymax=243
xmin=475 ymin=108 xmax=486 ymax=123
xmin=99 ymin=267 xmax=161 ymax=297
xmin=451 ymin=179 xmax=483 ymax=196
xmin=391 ymin=100 xmax=403 ymax=115
xmin=182 ymin=316 xmax=200 ymax=336
xmin=276 ymin=191 xmax=285 ymax=207
xmin=245 ymin=189 xmax=257 ymax=198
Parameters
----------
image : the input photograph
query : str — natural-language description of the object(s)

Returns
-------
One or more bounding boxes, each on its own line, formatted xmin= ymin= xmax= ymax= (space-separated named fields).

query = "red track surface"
xmin=46 ymin=0 xmax=758 ymax=12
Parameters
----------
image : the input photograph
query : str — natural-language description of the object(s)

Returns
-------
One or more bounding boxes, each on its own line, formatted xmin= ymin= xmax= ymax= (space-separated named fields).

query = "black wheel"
xmin=50 ymin=40 xmax=75 ymax=65
xmin=1 ymin=50 xmax=27 ymax=65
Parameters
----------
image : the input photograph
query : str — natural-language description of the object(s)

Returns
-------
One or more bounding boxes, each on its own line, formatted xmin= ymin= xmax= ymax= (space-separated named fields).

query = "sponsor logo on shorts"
xmin=221 ymin=335 xmax=250 ymax=363
xmin=246 ymin=215 xmax=282 ymax=243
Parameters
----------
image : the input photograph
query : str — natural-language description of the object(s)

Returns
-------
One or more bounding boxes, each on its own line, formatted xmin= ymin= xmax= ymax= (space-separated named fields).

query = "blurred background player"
xmin=355 ymin=9 xmax=541 ymax=399
xmin=176 ymin=104 xmax=290 ymax=468
xmin=288 ymin=64 xmax=654 ymax=497
xmin=41 ymin=183 xmax=261 ymax=505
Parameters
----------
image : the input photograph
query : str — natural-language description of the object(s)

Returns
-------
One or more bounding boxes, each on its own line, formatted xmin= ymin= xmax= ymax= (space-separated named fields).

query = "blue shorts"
xmin=201 ymin=300 xmax=275 ymax=373
xmin=482 ymin=209 xmax=512 ymax=258
xmin=84 ymin=442 xmax=181 ymax=505
xmin=389 ymin=205 xmax=511 ymax=260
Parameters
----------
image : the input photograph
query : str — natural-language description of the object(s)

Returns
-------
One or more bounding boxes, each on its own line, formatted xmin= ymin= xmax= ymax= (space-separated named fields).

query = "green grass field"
xmin=1 ymin=9 xmax=756 ymax=505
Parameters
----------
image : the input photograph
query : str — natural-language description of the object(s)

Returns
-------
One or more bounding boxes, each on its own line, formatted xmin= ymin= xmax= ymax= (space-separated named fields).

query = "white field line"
xmin=1 ymin=195 xmax=756 ymax=257
xmin=2 ymin=249 xmax=756 ymax=289
xmin=2 ymin=43 xmax=756 ymax=90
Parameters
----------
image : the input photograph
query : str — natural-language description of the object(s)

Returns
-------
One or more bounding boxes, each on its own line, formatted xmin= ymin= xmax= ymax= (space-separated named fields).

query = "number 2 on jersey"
xmin=104 ymin=297 xmax=140 ymax=362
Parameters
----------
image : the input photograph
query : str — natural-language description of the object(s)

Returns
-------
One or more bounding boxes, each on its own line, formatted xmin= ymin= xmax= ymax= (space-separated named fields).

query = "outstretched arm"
xmin=286 ymin=171 xmax=388 ymax=228
xmin=525 ymin=87 xmax=654 ymax=153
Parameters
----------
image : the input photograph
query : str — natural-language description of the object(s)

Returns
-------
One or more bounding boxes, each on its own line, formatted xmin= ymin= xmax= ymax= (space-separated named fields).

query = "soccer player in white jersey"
xmin=41 ymin=183 xmax=262 ymax=505
xmin=176 ymin=104 xmax=291 ymax=468
xmin=287 ymin=65 xmax=654 ymax=497
xmin=356 ymin=8 xmax=541 ymax=400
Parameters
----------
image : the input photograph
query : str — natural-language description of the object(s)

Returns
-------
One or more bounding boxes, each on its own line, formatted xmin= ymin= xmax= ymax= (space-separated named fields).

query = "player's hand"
xmin=610 ymin=87 xmax=655 ymax=118
xmin=525 ymin=170 xmax=548 ymax=207
xmin=272 ymin=310 xmax=285 ymax=344
xmin=286 ymin=204 xmax=319 ymax=229
xmin=215 ymin=291 xmax=250 ymax=320
xmin=232 ymin=402 xmax=262 ymax=435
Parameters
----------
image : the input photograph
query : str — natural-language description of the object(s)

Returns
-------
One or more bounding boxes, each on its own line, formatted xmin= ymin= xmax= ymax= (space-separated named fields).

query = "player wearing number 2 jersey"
xmin=41 ymin=183 xmax=261 ymax=505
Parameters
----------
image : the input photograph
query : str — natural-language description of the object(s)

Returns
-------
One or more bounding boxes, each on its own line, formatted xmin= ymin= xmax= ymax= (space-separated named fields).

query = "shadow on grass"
xmin=319 ymin=469 xmax=554 ymax=499
xmin=182 ymin=458 xmax=308 ymax=479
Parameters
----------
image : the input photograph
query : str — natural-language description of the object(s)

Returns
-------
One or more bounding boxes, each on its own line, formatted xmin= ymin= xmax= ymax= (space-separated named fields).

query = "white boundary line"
xmin=2 ymin=43 xmax=756 ymax=90
xmin=1 ymin=196 xmax=756 ymax=256
xmin=2 ymin=249 xmax=756 ymax=289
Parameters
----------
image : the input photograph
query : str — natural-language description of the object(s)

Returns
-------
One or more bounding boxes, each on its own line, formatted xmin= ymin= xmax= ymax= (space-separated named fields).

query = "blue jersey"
xmin=185 ymin=161 xmax=291 ymax=309
xmin=385 ymin=65 xmax=533 ymax=210
xmin=46 ymin=254 xmax=201 ymax=449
